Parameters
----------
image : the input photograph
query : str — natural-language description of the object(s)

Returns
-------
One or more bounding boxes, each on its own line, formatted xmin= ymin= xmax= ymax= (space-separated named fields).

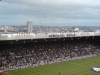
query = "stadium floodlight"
xmin=8 ymin=35 xmax=11 ymax=38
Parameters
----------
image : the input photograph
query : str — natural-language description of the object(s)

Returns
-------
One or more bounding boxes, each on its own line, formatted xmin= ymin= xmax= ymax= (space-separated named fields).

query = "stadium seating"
xmin=0 ymin=39 xmax=100 ymax=71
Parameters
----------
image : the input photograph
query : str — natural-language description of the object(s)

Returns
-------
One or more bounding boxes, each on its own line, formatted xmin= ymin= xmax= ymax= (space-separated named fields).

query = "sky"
xmin=0 ymin=0 xmax=100 ymax=26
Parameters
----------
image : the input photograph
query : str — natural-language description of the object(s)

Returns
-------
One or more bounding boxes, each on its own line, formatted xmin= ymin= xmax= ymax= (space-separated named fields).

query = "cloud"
xmin=0 ymin=0 xmax=100 ymax=26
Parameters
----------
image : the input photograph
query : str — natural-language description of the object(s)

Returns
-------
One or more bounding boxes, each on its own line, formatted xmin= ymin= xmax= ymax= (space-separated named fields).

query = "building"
xmin=27 ymin=21 xmax=33 ymax=33
xmin=74 ymin=28 xmax=79 ymax=32
xmin=4 ymin=26 xmax=8 ymax=33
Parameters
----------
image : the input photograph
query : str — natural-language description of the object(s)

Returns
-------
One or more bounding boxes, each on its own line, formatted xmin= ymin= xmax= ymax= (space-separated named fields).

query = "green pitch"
xmin=2 ymin=56 xmax=100 ymax=75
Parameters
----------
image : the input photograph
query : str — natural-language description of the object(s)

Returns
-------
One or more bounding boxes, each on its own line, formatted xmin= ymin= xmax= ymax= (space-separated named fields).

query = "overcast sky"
xmin=0 ymin=0 xmax=100 ymax=26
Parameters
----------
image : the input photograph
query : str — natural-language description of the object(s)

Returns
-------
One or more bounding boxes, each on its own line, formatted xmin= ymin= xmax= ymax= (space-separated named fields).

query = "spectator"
xmin=0 ymin=40 xmax=100 ymax=70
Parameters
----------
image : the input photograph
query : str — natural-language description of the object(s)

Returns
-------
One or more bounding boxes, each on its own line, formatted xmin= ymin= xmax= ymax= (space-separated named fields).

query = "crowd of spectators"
xmin=0 ymin=40 xmax=100 ymax=70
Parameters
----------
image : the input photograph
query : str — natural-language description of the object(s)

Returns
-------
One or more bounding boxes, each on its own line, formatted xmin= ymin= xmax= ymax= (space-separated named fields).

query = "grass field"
xmin=2 ymin=56 xmax=100 ymax=75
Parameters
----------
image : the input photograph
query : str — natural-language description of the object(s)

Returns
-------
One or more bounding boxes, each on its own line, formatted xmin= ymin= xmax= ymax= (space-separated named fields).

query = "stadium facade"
xmin=0 ymin=31 xmax=100 ymax=73
xmin=0 ymin=32 xmax=99 ymax=41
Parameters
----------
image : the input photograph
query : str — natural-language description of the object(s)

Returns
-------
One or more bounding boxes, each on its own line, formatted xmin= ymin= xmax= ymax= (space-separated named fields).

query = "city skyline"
xmin=0 ymin=0 xmax=100 ymax=26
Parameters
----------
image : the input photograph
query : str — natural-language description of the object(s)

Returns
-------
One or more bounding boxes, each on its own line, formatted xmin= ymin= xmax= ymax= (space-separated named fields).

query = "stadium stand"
xmin=0 ymin=36 xmax=100 ymax=71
